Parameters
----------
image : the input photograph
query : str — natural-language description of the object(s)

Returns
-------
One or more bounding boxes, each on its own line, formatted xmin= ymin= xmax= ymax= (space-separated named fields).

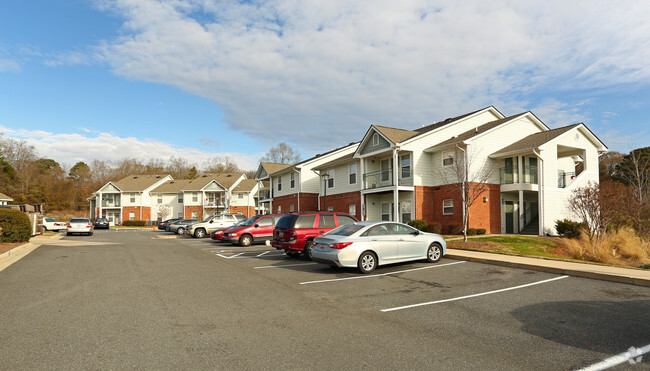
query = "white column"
xmin=518 ymin=189 xmax=524 ymax=233
xmin=359 ymin=159 xmax=365 ymax=221
xmin=393 ymin=148 xmax=399 ymax=222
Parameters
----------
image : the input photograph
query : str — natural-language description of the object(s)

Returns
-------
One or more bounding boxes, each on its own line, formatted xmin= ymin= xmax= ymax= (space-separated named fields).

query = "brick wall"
xmin=320 ymin=191 xmax=362 ymax=217
xmin=230 ymin=206 xmax=256 ymax=218
xmin=272 ymin=193 xmax=319 ymax=213
xmin=184 ymin=205 xmax=203 ymax=220
xmin=431 ymin=183 xmax=464 ymax=233
xmin=122 ymin=206 xmax=151 ymax=222
xmin=414 ymin=186 xmax=435 ymax=222
xmin=430 ymin=182 xmax=501 ymax=234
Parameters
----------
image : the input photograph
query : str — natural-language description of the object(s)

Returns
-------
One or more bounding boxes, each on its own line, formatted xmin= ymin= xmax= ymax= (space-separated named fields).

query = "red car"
xmin=222 ymin=214 xmax=284 ymax=246
xmin=211 ymin=218 xmax=250 ymax=241
xmin=272 ymin=211 xmax=358 ymax=258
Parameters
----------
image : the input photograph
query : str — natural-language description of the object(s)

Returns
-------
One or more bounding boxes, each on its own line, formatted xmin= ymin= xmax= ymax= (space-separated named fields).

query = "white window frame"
xmin=348 ymin=204 xmax=356 ymax=216
xmin=327 ymin=169 xmax=334 ymax=188
xmin=157 ymin=195 xmax=163 ymax=204
xmin=130 ymin=193 xmax=136 ymax=203
xmin=381 ymin=202 xmax=391 ymax=221
xmin=178 ymin=193 xmax=183 ymax=203
xmin=372 ymin=133 xmax=379 ymax=146
xmin=442 ymin=152 xmax=455 ymax=167
xmin=278 ymin=176 xmax=282 ymax=191
xmin=192 ymin=193 xmax=198 ymax=202
xmin=277 ymin=205 xmax=282 ymax=213
xmin=349 ymin=163 xmax=357 ymax=184
xmin=400 ymin=154 xmax=411 ymax=179
xmin=129 ymin=212 xmax=135 ymax=221
xmin=290 ymin=203 xmax=295 ymax=212
xmin=238 ymin=193 xmax=244 ymax=199
xmin=290 ymin=173 xmax=295 ymax=188
xmin=443 ymin=199 xmax=454 ymax=215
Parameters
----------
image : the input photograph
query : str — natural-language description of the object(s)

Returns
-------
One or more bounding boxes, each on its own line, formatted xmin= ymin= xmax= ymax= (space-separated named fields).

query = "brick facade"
xmin=320 ymin=191 xmax=362 ymax=218
xmin=414 ymin=186 xmax=435 ymax=222
xmin=122 ymin=206 xmax=151 ymax=222
xmin=272 ymin=193 xmax=319 ymax=213
xmin=430 ymin=182 xmax=501 ymax=234
xmin=431 ymin=183 xmax=464 ymax=233
xmin=184 ymin=205 xmax=204 ymax=220
xmin=230 ymin=205 xmax=256 ymax=218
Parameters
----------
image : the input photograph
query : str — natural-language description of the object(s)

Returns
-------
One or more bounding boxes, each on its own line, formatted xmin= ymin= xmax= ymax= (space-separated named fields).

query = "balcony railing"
xmin=558 ymin=171 xmax=576 ymax=188
xmin=363 ymin=168 xmax=413 ymax=190
xmin=101 ymin=199 xmax=121 ymax=208
xmin=499 ymin=165 xmax=538 ymax=185
xmin=258 ymin=190 xmax=272 ymax=200
xmin=204 ymin=201 xmax=226 ymax=208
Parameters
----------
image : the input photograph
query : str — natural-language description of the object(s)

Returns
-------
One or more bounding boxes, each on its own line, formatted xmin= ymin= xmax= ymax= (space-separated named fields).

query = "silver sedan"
xmin=311 ymin=221 xmax=446 ymax=274
xmin=66 ymin=218 xmax=94 ymax=236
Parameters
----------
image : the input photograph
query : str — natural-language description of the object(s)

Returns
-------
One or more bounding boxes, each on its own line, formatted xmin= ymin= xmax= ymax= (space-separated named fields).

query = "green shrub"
xmin=0 ymin=209 xmax=31 ymax=242
xmin=122 ymin=220 xmax=146 ymax=227
xmin=407 ymin=219 xmax=428 ymax=232
xmin=448 ymin=224 xmax=464 ymax=235
xmin=427 ymin=223 xmax=442 ymax=234
xmin=477 ymin=228 xmax=486 ymax=235
xmin=467 ymin=228 xmax=478 ymax=236
xmin=555 ymin=219 xmax=584 ymax=238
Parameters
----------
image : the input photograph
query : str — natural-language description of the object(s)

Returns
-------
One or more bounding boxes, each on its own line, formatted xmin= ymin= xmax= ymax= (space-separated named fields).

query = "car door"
xmin=253 ymin=216 xmax=275 ymax=242
xmin=389 ymin=223 xmax=425 ymax=260
xmin=364 ymin=224 xmax=398 ymax=262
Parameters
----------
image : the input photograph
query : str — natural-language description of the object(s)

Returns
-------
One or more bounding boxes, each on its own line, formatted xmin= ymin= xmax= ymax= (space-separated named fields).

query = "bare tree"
xmin=261 ymin=142 xmax=300 ymax=164
xmin=165 ymin=156 xmax=194 ymax=179
xmin=437 ymin=146 xmax=496 ymax=242
xmin=614 ymin=146 xmax=650 ymax=236
xmin=203 ymin=156 xmax=240 ymax=173
xmin=568 ymin=182 xmax=623 ymax=250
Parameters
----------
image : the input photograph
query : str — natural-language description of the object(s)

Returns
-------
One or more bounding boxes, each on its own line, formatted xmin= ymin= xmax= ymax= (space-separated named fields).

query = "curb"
xmin=445 ymin=251 xmax=650 ymax=287
xmin=0 ymin=233 xmax=64 ymax=272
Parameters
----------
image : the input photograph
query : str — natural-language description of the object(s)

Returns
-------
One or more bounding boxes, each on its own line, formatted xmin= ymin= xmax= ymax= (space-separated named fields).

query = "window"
xmin=290 ymin=173 xmax=295 ymax=188
xmin=290 ymin=203 xmax=295 ymax=212
xmin=278 ymin=176 xmax=282 ymax=191
xmin=401 ymin=201 xmax=412 ymax=223
xmin=381 ymin=203 xmax=391 ymax=221
xmin=294 ymin=215 xmax=316 ymax=228
xmin=348 ymin=204 xmax=356 ymax=216
xmin=277 ymin=205 xmax=282 ymax=213
xmin=177 ymin=212 xmax=183 ymax=218
xmin=178 ymin=193 xmax=183 ymax=203
xmin=443 ymin=199 xmax=454 ymax=215
xmin=157 ymin=195 xmax=163 ymax=204
xmin=327 ymin=206 xmax=334 ymax=212
xmin=327 ymin=169 xmax=334 ymax=188
xmin=349 ymin=163 xmax=357 ymax=184
xmin=192 ymin=193 xmax=198 ymax=202
xmin=129 ymin=212 xmax=135 ymax=221
xmin=318 ymin=214 xmax=336 ymax=228
xmin=337 ymin=214 xmax=357 ymax=226
xmin=365 ymin=224 xmax=391 ymax=236
xmin=191 ymin=211 xmax=198 ymax=219
xmin=257 ymin=217 xmax=273 ymax=227
xmin=238 ymin=193 xmax=244 ymax=199
xmin=372 ymin=133 xmax=379 ymax=146
xmin=130 ymin=193 xmax=136 ymax=203
xmin=401 ymin=154 xmax=411 ymax=179
xmin=390 ymin=223 xmax=416 ymax=235
xmin=442 ymin=152 xmax=454 ymax=167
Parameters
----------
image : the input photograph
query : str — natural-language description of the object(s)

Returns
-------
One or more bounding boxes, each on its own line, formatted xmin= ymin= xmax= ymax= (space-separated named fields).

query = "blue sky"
xmin=1 ymin=0 xmax=649 ymax=171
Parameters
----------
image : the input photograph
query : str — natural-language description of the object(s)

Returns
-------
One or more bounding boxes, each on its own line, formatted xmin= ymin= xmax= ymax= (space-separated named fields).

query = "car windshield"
xmin=202 ymin=215 xmax=216 ymax=222
xmin=97 ymin=218 xmax=107 ymax=222
xmin=326 ymin=223 xmax=364 ymax=236
xmin=70 ymin=218 xmax=89 ymax=223
xmin=45 ymin=218 xmax=55 ymax=222
xmin=241 ymin=216 xmax=261 ymax=226
xmin=233 ymin=219 xmax=248 ymax=227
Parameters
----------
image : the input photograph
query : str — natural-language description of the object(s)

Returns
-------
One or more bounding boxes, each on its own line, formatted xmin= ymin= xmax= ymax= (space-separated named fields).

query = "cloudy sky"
xmin=1 ymin=0 xmax=649 ymax=170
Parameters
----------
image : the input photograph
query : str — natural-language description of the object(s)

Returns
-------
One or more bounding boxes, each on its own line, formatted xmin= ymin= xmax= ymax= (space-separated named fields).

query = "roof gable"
xmin=491 ymin=124 xmax=582 ymax=156
xmin=256 ymin=162 xmax=291 ymax=180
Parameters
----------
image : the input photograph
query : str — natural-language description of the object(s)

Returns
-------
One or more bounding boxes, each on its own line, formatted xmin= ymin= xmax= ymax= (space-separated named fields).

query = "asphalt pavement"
xmin=0 ymin=230 xmax=648 ymax=370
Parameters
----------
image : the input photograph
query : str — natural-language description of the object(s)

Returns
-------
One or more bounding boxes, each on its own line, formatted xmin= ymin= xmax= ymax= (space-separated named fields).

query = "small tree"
xmin=614 ymin=146 xmax=650 ymax=237
xmin=568 ymin=182 xmax=623 ymax=250
xmin=437 ymin=146 xmax=496 ymax=242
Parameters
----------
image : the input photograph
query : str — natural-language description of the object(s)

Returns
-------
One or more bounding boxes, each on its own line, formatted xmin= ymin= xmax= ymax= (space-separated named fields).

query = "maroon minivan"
xmin=222 ymin=214 xmax=284 ymax=247
xmin=272 ymin=211 xmax=358 ymax=257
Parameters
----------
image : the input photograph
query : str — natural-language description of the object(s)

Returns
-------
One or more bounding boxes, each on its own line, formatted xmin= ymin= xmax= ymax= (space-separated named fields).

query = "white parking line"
xmin=381 ymin=275 xmax=569 ymax=312
xmin=215 ymin=253 xmax=244 ymax=259
xmin=299 ymin=261 xmax=466 ymax=285
xmin=256 ymin=251 xmax=270 ymax=257
xmin=254 ymin=263 xmax=318 ymax=269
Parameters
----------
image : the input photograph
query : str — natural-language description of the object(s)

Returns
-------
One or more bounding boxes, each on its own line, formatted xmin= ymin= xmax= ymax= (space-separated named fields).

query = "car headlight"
xmin=228 ymin=233 xmax=238 ymax=237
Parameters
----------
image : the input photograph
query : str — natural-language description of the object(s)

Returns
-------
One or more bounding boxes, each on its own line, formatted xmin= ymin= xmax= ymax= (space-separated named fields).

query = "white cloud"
xmin=80 ymin=1 xmax=650 ymax=152
xmin=0 ymin=127 xmax=262 ymax=170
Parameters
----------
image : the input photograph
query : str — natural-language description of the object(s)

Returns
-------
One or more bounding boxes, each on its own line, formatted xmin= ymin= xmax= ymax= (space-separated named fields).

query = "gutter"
xmin=533 ymin=148 xmax=544 ymax=235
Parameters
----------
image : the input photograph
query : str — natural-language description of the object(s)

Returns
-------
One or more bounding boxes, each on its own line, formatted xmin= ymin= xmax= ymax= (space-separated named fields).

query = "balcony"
xmin=258 ymin=190 xmax=272 ymax=200
xmin=101 ymin=198 xmax=121 ymax=208
xmin=363 ymin=168 xmax=413 ymax=190
xmin=204 ymin=201 xmax=226 ymax=208
xmin=499 ymin=165 xmax=538 ymax=185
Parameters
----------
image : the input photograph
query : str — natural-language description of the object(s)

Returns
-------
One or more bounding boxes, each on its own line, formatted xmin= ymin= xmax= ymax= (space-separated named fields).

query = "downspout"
xmin=456 ymin=144 xmax=467 ymax=238
xmin=312 ymin=169 xmax=322 ymax=211
xmin=295 ymin=169 xmax=301 ymax=212
xmin=393 ymin=147 xmax=399 ymax=222
xmin=533 ymin=149 xmax=544 ymax=236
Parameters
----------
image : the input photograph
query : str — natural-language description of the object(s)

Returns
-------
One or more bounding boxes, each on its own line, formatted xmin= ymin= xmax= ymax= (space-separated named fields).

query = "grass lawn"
xmin=447 ymin=235 xmax=567 ymax=259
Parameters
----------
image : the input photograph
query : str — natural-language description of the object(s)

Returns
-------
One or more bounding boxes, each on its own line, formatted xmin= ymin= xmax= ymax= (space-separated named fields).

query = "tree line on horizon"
xmin=0 ymin=135 xmax=301 ymax=212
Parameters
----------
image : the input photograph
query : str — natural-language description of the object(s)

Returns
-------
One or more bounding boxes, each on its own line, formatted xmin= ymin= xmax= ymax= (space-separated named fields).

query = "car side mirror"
xmin=209 ymin=220 xmax=213 ymax=223
xmin=254 ymin=224 xmax=259 ymax=228
xmin=412 ymin=230 xmax=420 ymax=235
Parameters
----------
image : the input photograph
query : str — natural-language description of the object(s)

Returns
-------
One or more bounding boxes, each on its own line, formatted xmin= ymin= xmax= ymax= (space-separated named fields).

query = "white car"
xmin=66 ymin=218 xmax=94 ymax=236
xmin=42 ymin=217 xmax=66 ymax=231
xmin=311 ymin=221 xmax=446 ymax=274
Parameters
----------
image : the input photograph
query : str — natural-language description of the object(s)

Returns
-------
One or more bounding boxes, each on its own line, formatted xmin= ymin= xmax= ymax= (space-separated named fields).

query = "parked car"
xmin=211 ymin=218 xmax=251 ymax=241
xmin=66 ymin=218 xmax=94 ymax=236
xmin=187 ymin=214 xmax=246 ymax=238
xmin=93 ymin=217 xmax=110 ymax=229
xmin=158 ymin=218 xmax=181 ymax=231
xmin=311 ymin=221 xmax=446 ymax=273
xmin=42 ymin=217 xmax=66 ymax=231
xmin=222 ymin=214 xmax=284 ymax=246
xmin=168 ymin=219 xmax=199 ymax=235
xmin=272 ymin=211 xmax=358 ymax=257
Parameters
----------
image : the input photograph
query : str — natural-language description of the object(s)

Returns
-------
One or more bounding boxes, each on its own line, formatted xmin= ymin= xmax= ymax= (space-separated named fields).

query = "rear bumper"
xmin=272 ymin=240 xmax=302 ymax=251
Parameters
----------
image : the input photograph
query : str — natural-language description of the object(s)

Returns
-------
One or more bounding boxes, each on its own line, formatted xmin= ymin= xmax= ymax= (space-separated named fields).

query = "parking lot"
xmin=1 ymin=229 xmax=648 ymax=369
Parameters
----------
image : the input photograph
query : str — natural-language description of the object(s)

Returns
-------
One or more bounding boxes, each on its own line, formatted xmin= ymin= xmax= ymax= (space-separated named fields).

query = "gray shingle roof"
xmin=491 ymin=124 xmax=582 ymax=156
xmin=426 ymin=113 xmax=528 ymax=150
xmin=112 ymin=175 xmax=168 ymax=192
xmin=232 ymin=179 xmax=258 ymax=192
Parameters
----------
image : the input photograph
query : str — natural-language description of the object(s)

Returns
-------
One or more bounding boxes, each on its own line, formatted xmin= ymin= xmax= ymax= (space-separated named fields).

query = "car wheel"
xmin=43 ymin=226 xmax=48 ymax=231
xmin=194 ymin=228 xmax=206 ymax=238
xmin=426 ymin=243 xmax=442 ymax=263
xmin=303 ymin=240 xmax=314 ymax=260
xmin=357 ymin=251 xmax=377 ymax=274
xmin=176 ymin=227 xmax=185 ymax=235
xmin=239 ymin=234 xmax=252 ymax=247
xmin=88 ymin=232 xmax=93 ymax=236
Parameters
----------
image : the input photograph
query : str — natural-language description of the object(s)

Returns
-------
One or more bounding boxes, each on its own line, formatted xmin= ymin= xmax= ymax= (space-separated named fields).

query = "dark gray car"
xmin=168 ymin=219 xmax=199 ymax=235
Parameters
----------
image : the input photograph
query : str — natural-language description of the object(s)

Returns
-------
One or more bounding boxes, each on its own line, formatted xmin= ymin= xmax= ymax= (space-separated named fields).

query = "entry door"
xmin=505 ymin=201 xmax=514 ymax=234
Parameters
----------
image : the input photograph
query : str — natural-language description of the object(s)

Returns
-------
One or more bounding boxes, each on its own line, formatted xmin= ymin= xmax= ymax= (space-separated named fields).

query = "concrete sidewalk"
xmin=446 ymin=248 xmax=650 ymax=287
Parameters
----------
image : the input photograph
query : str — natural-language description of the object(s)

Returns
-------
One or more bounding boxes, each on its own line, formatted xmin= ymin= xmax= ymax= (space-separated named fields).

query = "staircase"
xmin=519 ymin=217 xmax=539 ymax=235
